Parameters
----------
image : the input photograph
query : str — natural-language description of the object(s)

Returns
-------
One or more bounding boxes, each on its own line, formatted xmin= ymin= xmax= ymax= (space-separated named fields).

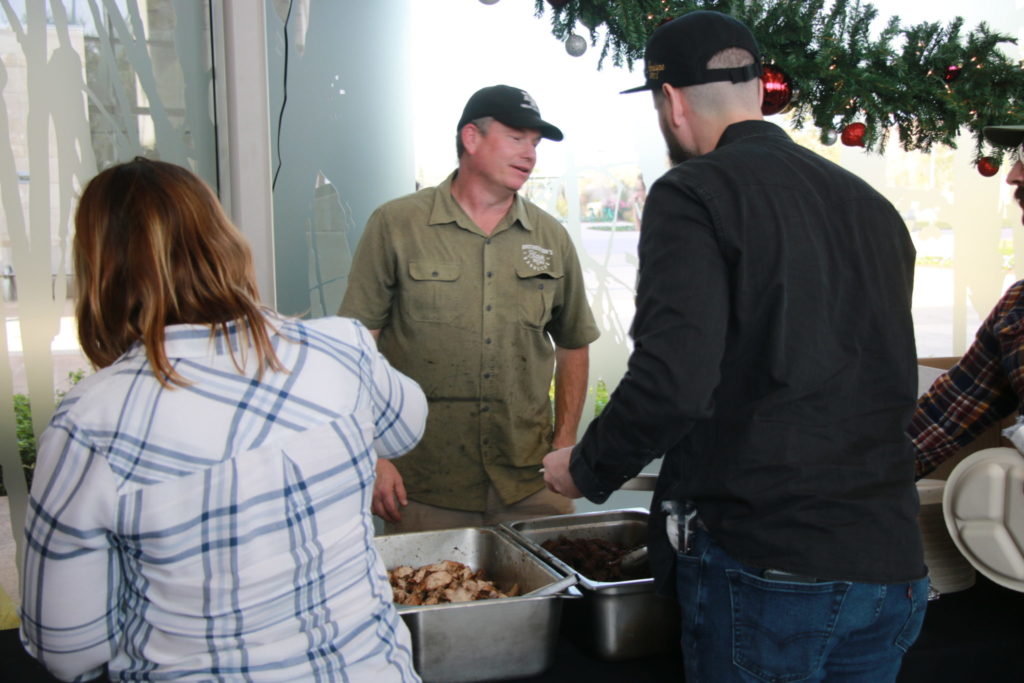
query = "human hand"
xmin=372 ymin=459 xmax=407 ymax=523
xmin=542 ymin=446 xmax=583 ymax=499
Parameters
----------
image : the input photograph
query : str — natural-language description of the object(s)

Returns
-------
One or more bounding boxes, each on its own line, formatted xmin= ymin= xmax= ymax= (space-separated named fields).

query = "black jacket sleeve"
xmin=569 ymin=175 xmax=729 ymax=503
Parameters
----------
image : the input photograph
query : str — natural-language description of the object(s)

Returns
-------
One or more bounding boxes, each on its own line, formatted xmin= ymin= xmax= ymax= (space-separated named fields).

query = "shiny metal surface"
xmin=618 ymin=545 xmax=649 ymax=574
xmin=501 ymin=508 xmax=653 ymax=593
xmin=501 ymin=508 xmax=680 ymax=661
xmin=522 ymin=573 xmax=579 ymax=597
xmin=374 ymin=527 xmax=570 ymax=682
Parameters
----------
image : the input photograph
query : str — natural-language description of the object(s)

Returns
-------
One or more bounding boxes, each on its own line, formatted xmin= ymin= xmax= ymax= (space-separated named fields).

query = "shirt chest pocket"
xmin=407 ymin=261 xmax=460 ymax=323
xmin=515 ymin=263 xmax=563 ymax=331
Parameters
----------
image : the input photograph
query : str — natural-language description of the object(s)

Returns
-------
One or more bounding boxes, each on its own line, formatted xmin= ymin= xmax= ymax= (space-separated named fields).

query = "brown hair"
xmin=74 ymin=157 xmax=284 ymax=387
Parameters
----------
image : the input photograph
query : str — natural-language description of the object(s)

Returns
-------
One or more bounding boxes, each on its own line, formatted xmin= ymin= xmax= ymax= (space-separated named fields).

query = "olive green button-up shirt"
xmin=339 ymin=172 xmax=599 ymax=511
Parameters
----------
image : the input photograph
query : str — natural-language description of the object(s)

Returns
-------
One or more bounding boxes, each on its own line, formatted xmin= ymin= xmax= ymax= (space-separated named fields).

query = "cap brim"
xmin=538 ymin=124 xmax=564 ymax=142
xmin=620 ymin=83 xmax=654 ymax=95
xmin=984 ymin=125 xmax=1024 ymax=147
xmin=493 ymin=114 xmax=564 ymax=141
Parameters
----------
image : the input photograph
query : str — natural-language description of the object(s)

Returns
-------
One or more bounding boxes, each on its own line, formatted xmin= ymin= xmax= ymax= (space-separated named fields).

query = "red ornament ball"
xmin=760 ymin=64 xmax=793 ymax=116
xmin=943 ymin=65 xmax=962 ymax=83
xmin=977 ymin=157 xmax=1000 ymax=177
xmin=841 ymin=122 xmax=867 ymax=147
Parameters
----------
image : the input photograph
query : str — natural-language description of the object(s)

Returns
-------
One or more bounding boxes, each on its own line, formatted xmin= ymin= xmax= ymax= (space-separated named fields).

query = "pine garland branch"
xmin=533 ymin=0 xmax=1024 ymax=159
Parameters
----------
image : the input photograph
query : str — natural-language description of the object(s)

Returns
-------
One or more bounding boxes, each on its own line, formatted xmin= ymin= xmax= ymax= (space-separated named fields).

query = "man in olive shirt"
xmin=340 ymin=85 xmax=599 ymax=532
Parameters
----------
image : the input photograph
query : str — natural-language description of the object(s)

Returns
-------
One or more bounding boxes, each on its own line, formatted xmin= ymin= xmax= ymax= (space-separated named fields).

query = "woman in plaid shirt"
xmin=19 ymin=158 xmax=426 ymax=682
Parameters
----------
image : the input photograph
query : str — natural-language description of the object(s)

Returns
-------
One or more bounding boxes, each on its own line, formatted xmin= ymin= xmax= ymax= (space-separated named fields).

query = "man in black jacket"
xmin=542 ymin=11 xmax=928 ymax=682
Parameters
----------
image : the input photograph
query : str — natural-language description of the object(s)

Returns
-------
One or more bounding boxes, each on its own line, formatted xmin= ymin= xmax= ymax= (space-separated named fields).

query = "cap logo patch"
xmin=522 ymin=244 xmax=553 ymax=271
xmin=519 ymin=90 xmax=541 ymax=114
xmin=646 ymin=63 xmax=665 ymax=81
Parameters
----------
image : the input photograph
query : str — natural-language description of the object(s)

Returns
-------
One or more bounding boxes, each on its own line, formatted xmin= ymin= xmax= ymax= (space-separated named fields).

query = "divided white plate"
xmin=943 ymin=447 xmax=1024 ymax=592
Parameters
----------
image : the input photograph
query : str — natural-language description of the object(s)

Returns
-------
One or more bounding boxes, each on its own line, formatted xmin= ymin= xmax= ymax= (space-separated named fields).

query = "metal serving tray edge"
xmin=498 ymin=508 xmax=681 ymax=661
xmin=374 ymin=526 xmax=577 ymax=682
xmin=498 ymin=507 xmax=654 ymax=594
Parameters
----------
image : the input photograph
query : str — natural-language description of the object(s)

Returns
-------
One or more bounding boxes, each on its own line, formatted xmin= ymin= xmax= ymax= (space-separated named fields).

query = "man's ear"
xmin=662 ymin=83 xmax=688 ymax=128
xmin=460 ymin=124 xmax=479 ymax=155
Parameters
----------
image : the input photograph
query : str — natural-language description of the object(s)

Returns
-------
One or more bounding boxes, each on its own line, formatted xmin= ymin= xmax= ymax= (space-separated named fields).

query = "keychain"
xmin=661 ymin=500 xmax=698 ymax=553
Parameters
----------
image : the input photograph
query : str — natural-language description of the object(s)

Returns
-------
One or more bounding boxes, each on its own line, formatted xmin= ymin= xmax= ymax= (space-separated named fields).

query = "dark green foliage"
xmin=11 ymin=393 xmax=36 ymax=495
xmin=0 ymin=369 xmax=86 ymax=496
xmin=534 ymin=0 xmax=1024 ymax=162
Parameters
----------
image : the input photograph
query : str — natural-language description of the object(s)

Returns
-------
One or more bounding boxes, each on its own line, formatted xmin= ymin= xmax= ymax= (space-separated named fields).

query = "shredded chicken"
xmin=388 ymin=560 xmax=520 ymax=605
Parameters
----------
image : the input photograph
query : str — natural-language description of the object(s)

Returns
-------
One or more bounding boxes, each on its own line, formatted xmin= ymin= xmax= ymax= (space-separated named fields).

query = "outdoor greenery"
xmin=0 ymin=369 xmax=85 ymax=497
xmin=593 ymin=378 xmax=610 ymax=415
xmin=550 ymin=377 xmax=612 ymax=422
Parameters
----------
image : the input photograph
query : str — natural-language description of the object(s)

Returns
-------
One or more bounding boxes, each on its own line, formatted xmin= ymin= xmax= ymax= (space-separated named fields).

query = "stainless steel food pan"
xmin=501 ymin=508 xmax=680 ymax=661
xmin=374 ymin=526 xmax=572 ymax=682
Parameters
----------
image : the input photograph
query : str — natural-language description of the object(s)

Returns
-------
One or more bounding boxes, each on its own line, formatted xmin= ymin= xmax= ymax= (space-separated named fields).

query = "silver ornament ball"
xmin=821 ymin=128 xmax=838 ymax=146
xmin=478 ymin=0 xmax=500 ymax=5
xmin=565 ymin=33 xmax=587 ymax=57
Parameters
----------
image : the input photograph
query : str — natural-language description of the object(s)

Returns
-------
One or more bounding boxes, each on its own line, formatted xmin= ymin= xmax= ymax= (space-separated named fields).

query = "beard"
xmin=658 ymin=109 xmax=696 ymax=165
xmin=665 ymin=133 xmax=693 ymax=166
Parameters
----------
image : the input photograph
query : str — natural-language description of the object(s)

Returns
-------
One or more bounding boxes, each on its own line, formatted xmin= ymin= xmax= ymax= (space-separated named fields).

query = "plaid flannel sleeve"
xmin=908 ymin=283 xmax=1024 ymax=477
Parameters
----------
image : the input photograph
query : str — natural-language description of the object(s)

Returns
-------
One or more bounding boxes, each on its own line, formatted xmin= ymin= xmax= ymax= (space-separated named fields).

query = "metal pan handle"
xmin=521 ymin=573 xmax=579 ymax=598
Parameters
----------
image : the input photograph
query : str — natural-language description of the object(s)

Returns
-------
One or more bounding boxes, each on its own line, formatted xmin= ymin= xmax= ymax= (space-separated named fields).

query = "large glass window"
xmin=0 ymin=0 xmax=215 ymax=601
xmin=412 ymin=0 xmax=1023 ymax=365
xmin=6 ymin=0 xmax=1018 ymax=586
xmin=404 ymin=0 xmax=1023 ymax=510
xmin=264 ymin=0 xmax=413 ymax=317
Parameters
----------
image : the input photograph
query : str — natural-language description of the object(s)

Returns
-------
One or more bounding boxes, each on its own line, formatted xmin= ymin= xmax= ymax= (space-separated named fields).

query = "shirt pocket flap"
xmin=409 ymin=261 xmax=460 ymax=282
xmin=514 ymin=262 xmax=564 ymax=280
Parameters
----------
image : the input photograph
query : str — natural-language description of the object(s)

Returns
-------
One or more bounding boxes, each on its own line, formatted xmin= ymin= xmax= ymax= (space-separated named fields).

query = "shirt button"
xmin=486 ymin=304 xmax=492 ymax=311
xmin=538 ymin=283 xmax=545 ymax=290
xmin=487 ymin=271 xmax=493 ymax=278
xmin=485 ymin=338 xmax=492 ymax=344
xmin=481 ymin=405 xmax=490 ymax=413
xmin=432 ymin=271 xmax=439 ymax=277
xmin=485 ymin=239 xmax=492 ymax=245
xmin=483 ymin=373 xmax=491 ymax=379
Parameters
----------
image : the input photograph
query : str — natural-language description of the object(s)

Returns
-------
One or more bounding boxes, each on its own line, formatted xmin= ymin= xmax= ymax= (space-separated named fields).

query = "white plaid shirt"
xmin=20 ymin=315 xmax=425 ymax=682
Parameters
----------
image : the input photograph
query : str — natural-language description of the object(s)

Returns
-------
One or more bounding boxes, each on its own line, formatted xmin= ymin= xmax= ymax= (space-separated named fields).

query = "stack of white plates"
xmin=943 ymin=447 xmax=1024 ymax=593
xmin=917 ymin=478 xmax=976 ymax=594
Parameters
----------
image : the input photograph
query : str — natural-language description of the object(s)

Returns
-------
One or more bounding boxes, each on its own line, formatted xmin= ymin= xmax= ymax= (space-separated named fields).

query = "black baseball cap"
xmin=457 ymin=85 xmax=564 ymax=141
xmin=621 ymin=10 xmax=762 ymax=94
xmin=984 ymin=125 xmax=1024 ymax=148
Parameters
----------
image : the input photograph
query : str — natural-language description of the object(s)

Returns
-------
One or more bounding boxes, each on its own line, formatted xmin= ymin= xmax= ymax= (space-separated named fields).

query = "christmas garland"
xmin=530 ymin=0 xmax=1024 ymax=170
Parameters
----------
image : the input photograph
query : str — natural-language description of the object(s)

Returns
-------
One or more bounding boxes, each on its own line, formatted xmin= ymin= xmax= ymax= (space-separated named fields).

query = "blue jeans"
xmin=675 ymin=527 xmax=928 ymax=682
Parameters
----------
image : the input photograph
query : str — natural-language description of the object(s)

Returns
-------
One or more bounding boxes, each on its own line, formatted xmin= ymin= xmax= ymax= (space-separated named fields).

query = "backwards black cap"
xmin=457 ymin=85 xmax=564 ymax=141
xmin=621 ymin=10 xmax=762 ymax=94
xmin=984 ymin=125 xmax=1024 ymax=148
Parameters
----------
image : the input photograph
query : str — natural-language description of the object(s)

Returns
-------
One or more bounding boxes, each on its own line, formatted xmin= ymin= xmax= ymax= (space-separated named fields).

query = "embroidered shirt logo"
xmin=519 ymin=90 xmax=540 ymax=114
xmin=522 ymin=244 xmax=553 ymax=271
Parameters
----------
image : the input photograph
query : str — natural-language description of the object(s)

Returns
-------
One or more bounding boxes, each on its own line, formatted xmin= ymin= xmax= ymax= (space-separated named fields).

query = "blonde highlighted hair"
xmin=74 ymin=157 xmax=284 ymax=387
